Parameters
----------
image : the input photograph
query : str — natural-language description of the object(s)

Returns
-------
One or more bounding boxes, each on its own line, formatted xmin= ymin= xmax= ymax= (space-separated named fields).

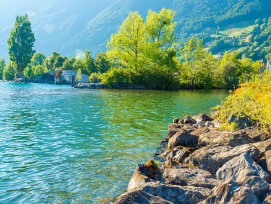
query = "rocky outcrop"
xmin=115 ymin=113 xmax=271 ymax=204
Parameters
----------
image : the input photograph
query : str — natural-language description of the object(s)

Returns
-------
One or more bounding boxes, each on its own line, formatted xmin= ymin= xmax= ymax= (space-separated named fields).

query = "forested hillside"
xmin=0 ymin=0 xmax=270 ymax=59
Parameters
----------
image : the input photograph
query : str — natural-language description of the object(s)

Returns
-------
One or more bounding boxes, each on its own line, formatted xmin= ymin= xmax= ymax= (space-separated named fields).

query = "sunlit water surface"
xmin=0 ymin=83 xmax=228 ymax=203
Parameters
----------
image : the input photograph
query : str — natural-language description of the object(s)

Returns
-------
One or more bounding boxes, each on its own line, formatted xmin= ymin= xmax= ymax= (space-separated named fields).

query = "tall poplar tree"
xmin=8 ymin=14 xmax=35 ymax=78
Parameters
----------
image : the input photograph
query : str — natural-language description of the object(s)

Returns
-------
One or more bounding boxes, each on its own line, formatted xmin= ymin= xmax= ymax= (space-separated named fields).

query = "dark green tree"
xmin=3 ymin=62 xmax=17 ymax=80
xmin=8 ymin=14 xmax=35 ymax=78
xmin=94 ymin=53 xmax=111 ymax=73
xmin=84 ymin=49 xmax=96 ymax=75
xmin=0 ymin=58 xmax=6 ymax=79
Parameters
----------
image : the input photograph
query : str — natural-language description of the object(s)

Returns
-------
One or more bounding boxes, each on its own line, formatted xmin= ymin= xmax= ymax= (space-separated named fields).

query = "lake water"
xmin=0 ymin=83 xmax=228 ymax=203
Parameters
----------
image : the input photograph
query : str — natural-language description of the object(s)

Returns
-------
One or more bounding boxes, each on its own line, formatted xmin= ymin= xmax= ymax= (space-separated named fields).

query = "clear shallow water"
xmin=0 ymin=83 xmax=228 ymax=203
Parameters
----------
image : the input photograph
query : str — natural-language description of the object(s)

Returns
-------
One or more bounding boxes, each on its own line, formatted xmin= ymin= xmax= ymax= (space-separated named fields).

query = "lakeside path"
xmin=115 ymin=113 xmax=271 ymax=204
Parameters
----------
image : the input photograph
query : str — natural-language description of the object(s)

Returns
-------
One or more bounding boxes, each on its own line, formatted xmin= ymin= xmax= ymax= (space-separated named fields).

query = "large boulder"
xmin=199 ymin=181 xmax=261 ymax=204
xmin=168 ymin=130 xmax=199 ymax=149
xmin=140 ymin=182 xmax=207 ymax=204
xmin=115 ymin=190 xmax=173 ymax=204
xmin=167 ymin=123 xmax=182 ymax=140
xmin=185 ymin=144 xmax=260 ymax=174
xmin=181 ymin=116 xmax=197 ymax=124
xmin=228 ymin=112 xmax=254 ymax=129
xmin=265 ymin=150 xmax=271 ymax=174
xmin=128 ymin=161 xmax=162 ymax=191
xmin=163 ymin=167 xmax=220 ymax=189
xmin=198 ymin=130 xmax=254 ymax=147
xmin=254 ymin=139 xmax=271 ymax=154
xmin=216 ymin=153 xmax=271 ymax=198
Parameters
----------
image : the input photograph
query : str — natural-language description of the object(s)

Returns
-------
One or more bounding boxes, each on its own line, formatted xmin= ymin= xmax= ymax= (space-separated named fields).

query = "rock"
xmin=172 ymin=146 xmax=195 ymax=164
xmin=128 ymin=161 xmax=162 ymax=191
xmin=163 ymin=168 xmax=220 ymax=189
xmin=216 ymin=153 xmax=271 ymax=198
xmin=167 ymin=123 xmax=182 ymax=140
xmin=185 ymin=144 xmax=260 ymax=174
xmin=263 ymin=194 xmax=271 ymax=204
xmin=181 ymin=116 xmax=197 ymax=124
xmin=245 ymin=127 xmax=270 ymax=142
xmin=254 ymin=139 xmax=271 ymax=154
xmin=265 ymin=150 xmax=271 ymax=173
xmin=168 ymin=130 xmax=198 ymax=149
xmin=228 ymin=112 xmax=254 ymax=129
xmin=193 ymin=113 xmax=213 ymax=123
xmin=140 ymin=182 xmax=207 ymax=204
xmin=205 ymin=121 xmax=215 ymax=128
xmin=199 ymin=181 xmax=261 ymax=204
xmin=173 ymin=118 xmax=180 ymax=124
xmin=115 ymin=190 xmax=173 ymax=204
xmin=198 ymin=130 xmax=254 ymax=147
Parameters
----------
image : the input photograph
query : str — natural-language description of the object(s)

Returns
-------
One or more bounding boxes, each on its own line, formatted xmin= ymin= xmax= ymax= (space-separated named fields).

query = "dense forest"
xmin=1 ymin=9 xmax=269 ymax=91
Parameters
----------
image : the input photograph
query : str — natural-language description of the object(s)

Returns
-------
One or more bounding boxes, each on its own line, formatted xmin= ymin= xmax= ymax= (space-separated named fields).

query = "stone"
xmin=171 ymin=146 xmax=195 ymax=163
xmin=254 ymin=139 xmax=271 ymax=154
xmin=193 ymin=113 xmax=213 ymax=123
xmin=115 ymin=190 xmax=173 ymax=204
xmin=198 ymin=130 xmax=254 ymax=147
xmin=163 ymin=167 xmax=220 ymax=189
xmin=173 ymin=118 xmax=180 ymax=124
xmin=140 ymin=182 xmax=207 ymax=204
xmin=199 ymin=181 xmax=261 ymax=204
xmin=168 ymin=130 xmax=198 ymax=149
xmin=216 ymin=153 xmax=271 ymax=198
xmin=181 ymin=116 xmax=197 ymax=124
xmin=167 ymin=123 xmax=182 ymax=140
xmin=265 ymin=150 xmax=271 ymax=173
xmin=228 ymin=112 xmax=254 ymax=129
xmin=185 ymin=144 xmax=260 ymax=174
xmin=128 ymin=161 xmax=162 ymax=191
xmin=263 ymin=194 xmax=271 ymax=204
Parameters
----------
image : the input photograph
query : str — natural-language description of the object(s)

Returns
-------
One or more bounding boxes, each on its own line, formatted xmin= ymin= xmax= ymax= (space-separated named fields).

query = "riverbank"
xmin=115 ymin=113 xmax=271 ymax=203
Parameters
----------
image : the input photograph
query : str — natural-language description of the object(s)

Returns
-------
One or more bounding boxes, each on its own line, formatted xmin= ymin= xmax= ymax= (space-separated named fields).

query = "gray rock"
xmin=173 ymin=118 xmax=180 ymax=124
xmin=199 ymin=181 xmax=261 ymax=204
xmin=168 ymin=130 xmax=198 ymax=149
xmin=115 ymin=190 xmax=173 ymax=204
xmin=181 ymin=116 xmax=197 ymax=124
xmin=265 ymin=150 xmax=271 ymax=174
xmin=254 ymin=139 xmax=271 ymax=154
xmin=167 ymin=123 xmax=182 ymax=140
xmin=163 ymin=168 xmax=220 ymax=189
xmin=128 ymin=162 xmax=162 ymax=191
xmin=198 ymin=130 xmax=254 ymax=147
xmin=171 ymin=146 xmax=195 ymax=163
xmin=263 ymin=194 xmax=271 ymax=204
xmin=185 ymin=144 xmax=260 ymax=174
xmin=193 ymin=113 xmax=213 ymax=123
xmin=216 ymin=153 xmax=271 ymax=198
xmin=228 ymin=112 xmax=253 ymax=129
xmin=141 ymin=182 xmax=207 ymax=204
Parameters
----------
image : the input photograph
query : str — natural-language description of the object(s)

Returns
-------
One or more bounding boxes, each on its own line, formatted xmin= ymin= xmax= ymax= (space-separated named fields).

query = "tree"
xmin=84 ymin=49 xmax=96 ymax=75
xmin=94 ymin=53 xmax=111 ymax=73
xmin=3 ymin=62 xmax=17 ymax=80
xmin=44 ymin=52 xmax=65 ymax=71
xmin=8 ymin=14 xmax=35 ymax=78
xmin=107 ymin=12 xmax=146 ymax=71
xmin=0 ymin=58 xmax=6 ymax=79
xmin=31 ymin=52 xmax=46 ymax=66
xmin=76 ymin=69 xmax=82 ymax=82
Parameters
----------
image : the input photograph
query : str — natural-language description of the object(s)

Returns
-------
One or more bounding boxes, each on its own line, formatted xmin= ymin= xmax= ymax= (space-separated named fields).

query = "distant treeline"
xmin=0 ymin=9 xmax=269 ymax=90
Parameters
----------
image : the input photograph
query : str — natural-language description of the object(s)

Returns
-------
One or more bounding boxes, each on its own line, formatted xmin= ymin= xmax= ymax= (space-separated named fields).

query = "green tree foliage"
xmin=3 ymin=62 xmax=17 ymax=80
xmin=8 ymin=14 xmax=35 ymax=78
xmin=84 ymin=49 xmax=96 ymax=75
xmin=44 ymin=52 xmax=65 ymax=71
xmin=107 ymin=12 xmax=146 ymax=71
xmin=31 ymin=52 xmax=46 ymax=66
xmin=94 ymin=53 xmax=111 ymax=74
xmin=76 ymin=68 xmax=82 ymax=82
xmin=179 ymin=38 xmax=216 ymax=89
xmin=0 ymin=59 xmax=6 ymax=80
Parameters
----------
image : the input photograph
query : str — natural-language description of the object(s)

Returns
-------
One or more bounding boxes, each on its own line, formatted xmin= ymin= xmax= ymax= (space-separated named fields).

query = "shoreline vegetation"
xmin=1 ymin=9 xmax=270 ymax=91
xmin=115 ymin=73 xmax=271 ymax=203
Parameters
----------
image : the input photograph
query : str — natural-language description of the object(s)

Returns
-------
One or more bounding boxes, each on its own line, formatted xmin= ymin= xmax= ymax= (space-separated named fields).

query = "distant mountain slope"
xmin=0 ymin=0 xmax=270 ymax=60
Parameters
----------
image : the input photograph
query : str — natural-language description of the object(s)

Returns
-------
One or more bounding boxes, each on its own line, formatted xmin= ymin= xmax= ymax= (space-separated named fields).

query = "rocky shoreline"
xmin=115 ymin=113 xmax=271 ymax=204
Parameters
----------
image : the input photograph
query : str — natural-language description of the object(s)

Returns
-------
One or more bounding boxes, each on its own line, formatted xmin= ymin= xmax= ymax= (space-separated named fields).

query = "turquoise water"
xmin=0 ymin=83 xmax=228 ymax=203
